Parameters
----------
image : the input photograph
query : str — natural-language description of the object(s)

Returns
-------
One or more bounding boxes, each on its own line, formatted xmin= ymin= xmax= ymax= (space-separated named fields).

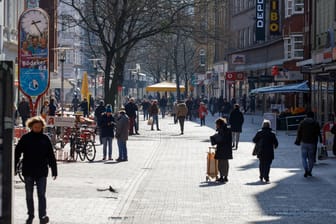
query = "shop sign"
xmin=231 ymin=54 xmax=246 ymax=64
xmin=269 ymin=0 xmax=280 ymax=35
xmin=225 ymin=72 xmax=245 ymax=81
xmin=256 ymin=0 xmax=265 ymax=41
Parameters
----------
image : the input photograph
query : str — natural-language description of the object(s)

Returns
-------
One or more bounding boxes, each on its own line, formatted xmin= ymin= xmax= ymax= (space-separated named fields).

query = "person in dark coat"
xmin=148 ymin=100 xmax=160 ymax=131
xmin=48 ymin=98 xmax=57 ymax=116
xmin=229 ymin=104 xmax=244 ymax=150
xmin=94 ymin=100 xmax=106 ymax=144
xmin=80 ymin=98 xmax=89 ymax=117
xmin=115 ymin=107 xmax=130 ymax=162
xmin=18 ymin=97 xmax=31 ymax=127
xmin=210 ymin=118 xmax=233 ymax=183
xmin=295 ymin=111 xmax=321 ymax=177
xmin=125 ymin=97 xmax=138 ymax=135
xmin=253 ymin=119 xmax=278 ymax=183
xmin=100 ymin=106 xmax=115 ymax=160
xmin=15 ymin=116 xmax=57 ymax=224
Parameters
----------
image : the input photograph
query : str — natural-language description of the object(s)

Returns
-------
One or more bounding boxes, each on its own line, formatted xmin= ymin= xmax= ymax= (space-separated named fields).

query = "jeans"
xmin=200 ymin=117 xmax=205 ymax=126
xmin=143 ymin=109 xmax=149 ymax=120
xmin=151 ymin=114 xmax=159 ymax=130
xmin=301 ymin=143 xmax=315 ymax=173
xmin=117 ymin=139 xmax=128 ymax=160
xmin=102 ymin=137 xmax=113 ymax=159
xmin=25 ymin=176 xmax=47 ymax=219
xmin=160 ymin=107 xmax=166 ymax=118
xmin=232 ymin=132 xmax=241 ymax=147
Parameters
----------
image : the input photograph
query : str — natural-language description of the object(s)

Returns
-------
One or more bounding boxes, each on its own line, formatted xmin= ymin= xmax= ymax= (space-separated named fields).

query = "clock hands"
xmin=31 ymin=20 xmax=42 ymax=36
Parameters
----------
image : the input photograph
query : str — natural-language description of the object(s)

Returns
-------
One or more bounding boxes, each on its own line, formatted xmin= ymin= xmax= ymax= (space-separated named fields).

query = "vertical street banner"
xmin=18 ymin=8 xmax=50 ymax=115
xmin=270 ymin=0 xmax=280 ymax=35
xmin=256 ymin=0 xmax=265 ymax=41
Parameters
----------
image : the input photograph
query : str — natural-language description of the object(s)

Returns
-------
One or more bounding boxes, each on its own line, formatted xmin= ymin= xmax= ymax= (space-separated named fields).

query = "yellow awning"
xmin=145 ymin=81 xmax=185 ymax=92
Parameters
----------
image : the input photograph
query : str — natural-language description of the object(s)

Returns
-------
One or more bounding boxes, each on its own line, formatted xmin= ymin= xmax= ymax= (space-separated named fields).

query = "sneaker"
xmin=264 ymin=178 xmax=270 ymax=183
xmin=216 ymin=177 xmax=225 ymax=183
xmin=223 ymin=176 xmax=228 ymax=182
xmin=40 ymin=216 xmax=49 ymax=224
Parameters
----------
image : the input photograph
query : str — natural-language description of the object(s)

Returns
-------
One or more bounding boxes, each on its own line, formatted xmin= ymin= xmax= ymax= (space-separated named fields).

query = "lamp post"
xmin=53 ymin=47 xmax=74 ymax=116
xmin=89 ymin=58 xmax=102 ymax=105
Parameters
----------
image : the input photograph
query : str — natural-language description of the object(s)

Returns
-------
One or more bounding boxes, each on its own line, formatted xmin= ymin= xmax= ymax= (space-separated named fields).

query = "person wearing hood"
xmin=253 ymin=119 xmax=278 ymax=183
xmin=295 ymin=111 xmax=322 ymax=178
xmin=15 ymin=116 xmax=57 ymax=224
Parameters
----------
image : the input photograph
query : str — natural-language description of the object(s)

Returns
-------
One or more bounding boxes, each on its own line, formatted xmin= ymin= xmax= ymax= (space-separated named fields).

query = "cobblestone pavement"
xmin=14 ymin=113 xmax=336 ymax=224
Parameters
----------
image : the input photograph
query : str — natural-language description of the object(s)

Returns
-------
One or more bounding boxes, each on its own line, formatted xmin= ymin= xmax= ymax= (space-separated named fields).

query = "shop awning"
xmin=145 ymin=81 xmax=185 ymax=92
xmin=250 ymin=81 xmax=310 ymax=95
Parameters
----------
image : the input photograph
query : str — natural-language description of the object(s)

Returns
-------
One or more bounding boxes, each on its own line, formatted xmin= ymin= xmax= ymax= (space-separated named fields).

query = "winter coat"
xmin=210 ymin=125 xmax=233 ymax=160
xmin=100 ymin=113 xmax=115 ymax=138
xmin=176 ymin=103 xmax=188 ymax=118
xmin=18 ymin=101 xmax=30 ymax=118
xmin=149 ymin=103 xmax=159 ymax=116
xmin=229 ymin=108 xmax=244 ymax=132
xmin=15 ymin=131 xmax=57 ymax=178
xmin=94 ymin=105 xmax=106 ymax=126
xmin=125 ymin=102 xmax=138 ymax=118
xmin=115 ymin=113 xmax=129 ymax=141
xmin=295 ymin=117 xmax=321 ymax=145
xmin=198 ymin=104 xmax=208 ymax=119
xmin=253 ymin=127 xmax=278 ymax=161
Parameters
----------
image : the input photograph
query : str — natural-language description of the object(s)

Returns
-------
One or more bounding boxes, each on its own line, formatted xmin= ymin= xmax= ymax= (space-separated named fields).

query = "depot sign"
xmin=256 ymin=0 xmax=265 ymax=41
xmin=270 ymin=0 xmax=280 ymax=35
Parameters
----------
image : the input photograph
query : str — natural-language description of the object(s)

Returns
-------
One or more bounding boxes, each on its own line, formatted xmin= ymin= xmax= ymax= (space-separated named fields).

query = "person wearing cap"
xmin=198 ymin=102 xmax=208 ymax=126
xmin=115 ymin=108 xmax=129 ymax=162
xmin=253 ymin=119 xmax=278 ymax=183
xmin=210 ymin=117 xmax=233 ymax=183
xmin=94 ymin=100 xmax=106 ymax=144
xmin=100 ymin=106 xmax=115 ymax=160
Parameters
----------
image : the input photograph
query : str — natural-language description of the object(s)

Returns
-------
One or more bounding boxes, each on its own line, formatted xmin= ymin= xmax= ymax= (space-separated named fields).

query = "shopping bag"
xmin=318 ymin=145 xmax=328 ymax=160
xmin=147 ymin=117 xmax=153 ymax=125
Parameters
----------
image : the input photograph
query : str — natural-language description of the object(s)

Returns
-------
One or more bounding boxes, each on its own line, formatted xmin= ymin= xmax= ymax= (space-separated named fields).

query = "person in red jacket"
xmin=198 ymin=102 xmax=208 ymax=126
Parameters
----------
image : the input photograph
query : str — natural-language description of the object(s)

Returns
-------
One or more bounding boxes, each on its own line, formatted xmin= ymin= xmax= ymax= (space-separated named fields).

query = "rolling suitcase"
xmin=206 ymin=146 xmax=218 ymax=181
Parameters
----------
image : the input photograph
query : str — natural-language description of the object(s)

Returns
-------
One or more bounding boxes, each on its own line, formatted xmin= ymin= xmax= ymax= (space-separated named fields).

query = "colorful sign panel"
xmin=225 ymin=72 xmax=245 ymax=81
xmin=256 ymin=0 xmax=265 ymax=41
xmin=18 ymin=8 xmax=49 ymax=114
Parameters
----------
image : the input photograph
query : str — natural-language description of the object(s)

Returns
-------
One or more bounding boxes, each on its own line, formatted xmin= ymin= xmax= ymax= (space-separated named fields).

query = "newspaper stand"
xmin=206 ymin=146 xmax=218 ymax=181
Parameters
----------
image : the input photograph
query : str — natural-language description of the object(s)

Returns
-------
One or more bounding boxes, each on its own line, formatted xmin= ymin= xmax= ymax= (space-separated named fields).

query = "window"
xmin=284 ymin=35 xmax=304 ymax=59
xmin=285 ymin=0 xmax=304 ymax=17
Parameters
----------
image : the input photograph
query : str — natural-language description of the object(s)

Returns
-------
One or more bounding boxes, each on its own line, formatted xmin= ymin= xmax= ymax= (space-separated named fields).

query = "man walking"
xmin=229 ymin=104 xmax=244 ymax=150
xmin=18 ymin=97 xmax=31 ymax=127
xmin=125 ymin=98 xmax=138 ymax=135
xmin=295 ymin=111 xmax=322 ymax=177
xmin=115 ymin=107 xmax=129 ymax=162
xmin=149 ymin=100 xmax=160 ymax=131
xmin=176 ymin=100 xmax=188 ymax=135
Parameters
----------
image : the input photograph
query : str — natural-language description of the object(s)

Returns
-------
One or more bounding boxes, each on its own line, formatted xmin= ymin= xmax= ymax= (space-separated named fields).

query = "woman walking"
xmin=252 ymin=120 xmax=278 ymax=183
xmin=210 ymin=118 xmax=233 ymax=183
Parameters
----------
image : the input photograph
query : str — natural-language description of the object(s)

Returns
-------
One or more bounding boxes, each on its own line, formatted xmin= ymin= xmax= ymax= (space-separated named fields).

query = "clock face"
xmin=20 ymin=9 xmax=49 ymax=37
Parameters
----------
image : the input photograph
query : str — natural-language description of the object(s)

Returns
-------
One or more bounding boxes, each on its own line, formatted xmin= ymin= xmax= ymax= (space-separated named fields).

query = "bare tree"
xmin=60 ymin=0 xmax=199 ymax=108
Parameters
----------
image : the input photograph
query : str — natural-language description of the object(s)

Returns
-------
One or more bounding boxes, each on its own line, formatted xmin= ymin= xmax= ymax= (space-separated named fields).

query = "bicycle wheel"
xmin=17 ymin=160 xmax=25 ymax=183
xmin=78 ymin=144 xmax=86 ymax=161
xmin=70 ymin=138 xmax=79 ymax=161
xmin=84 ymin=141 xmax=96 ymax=162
